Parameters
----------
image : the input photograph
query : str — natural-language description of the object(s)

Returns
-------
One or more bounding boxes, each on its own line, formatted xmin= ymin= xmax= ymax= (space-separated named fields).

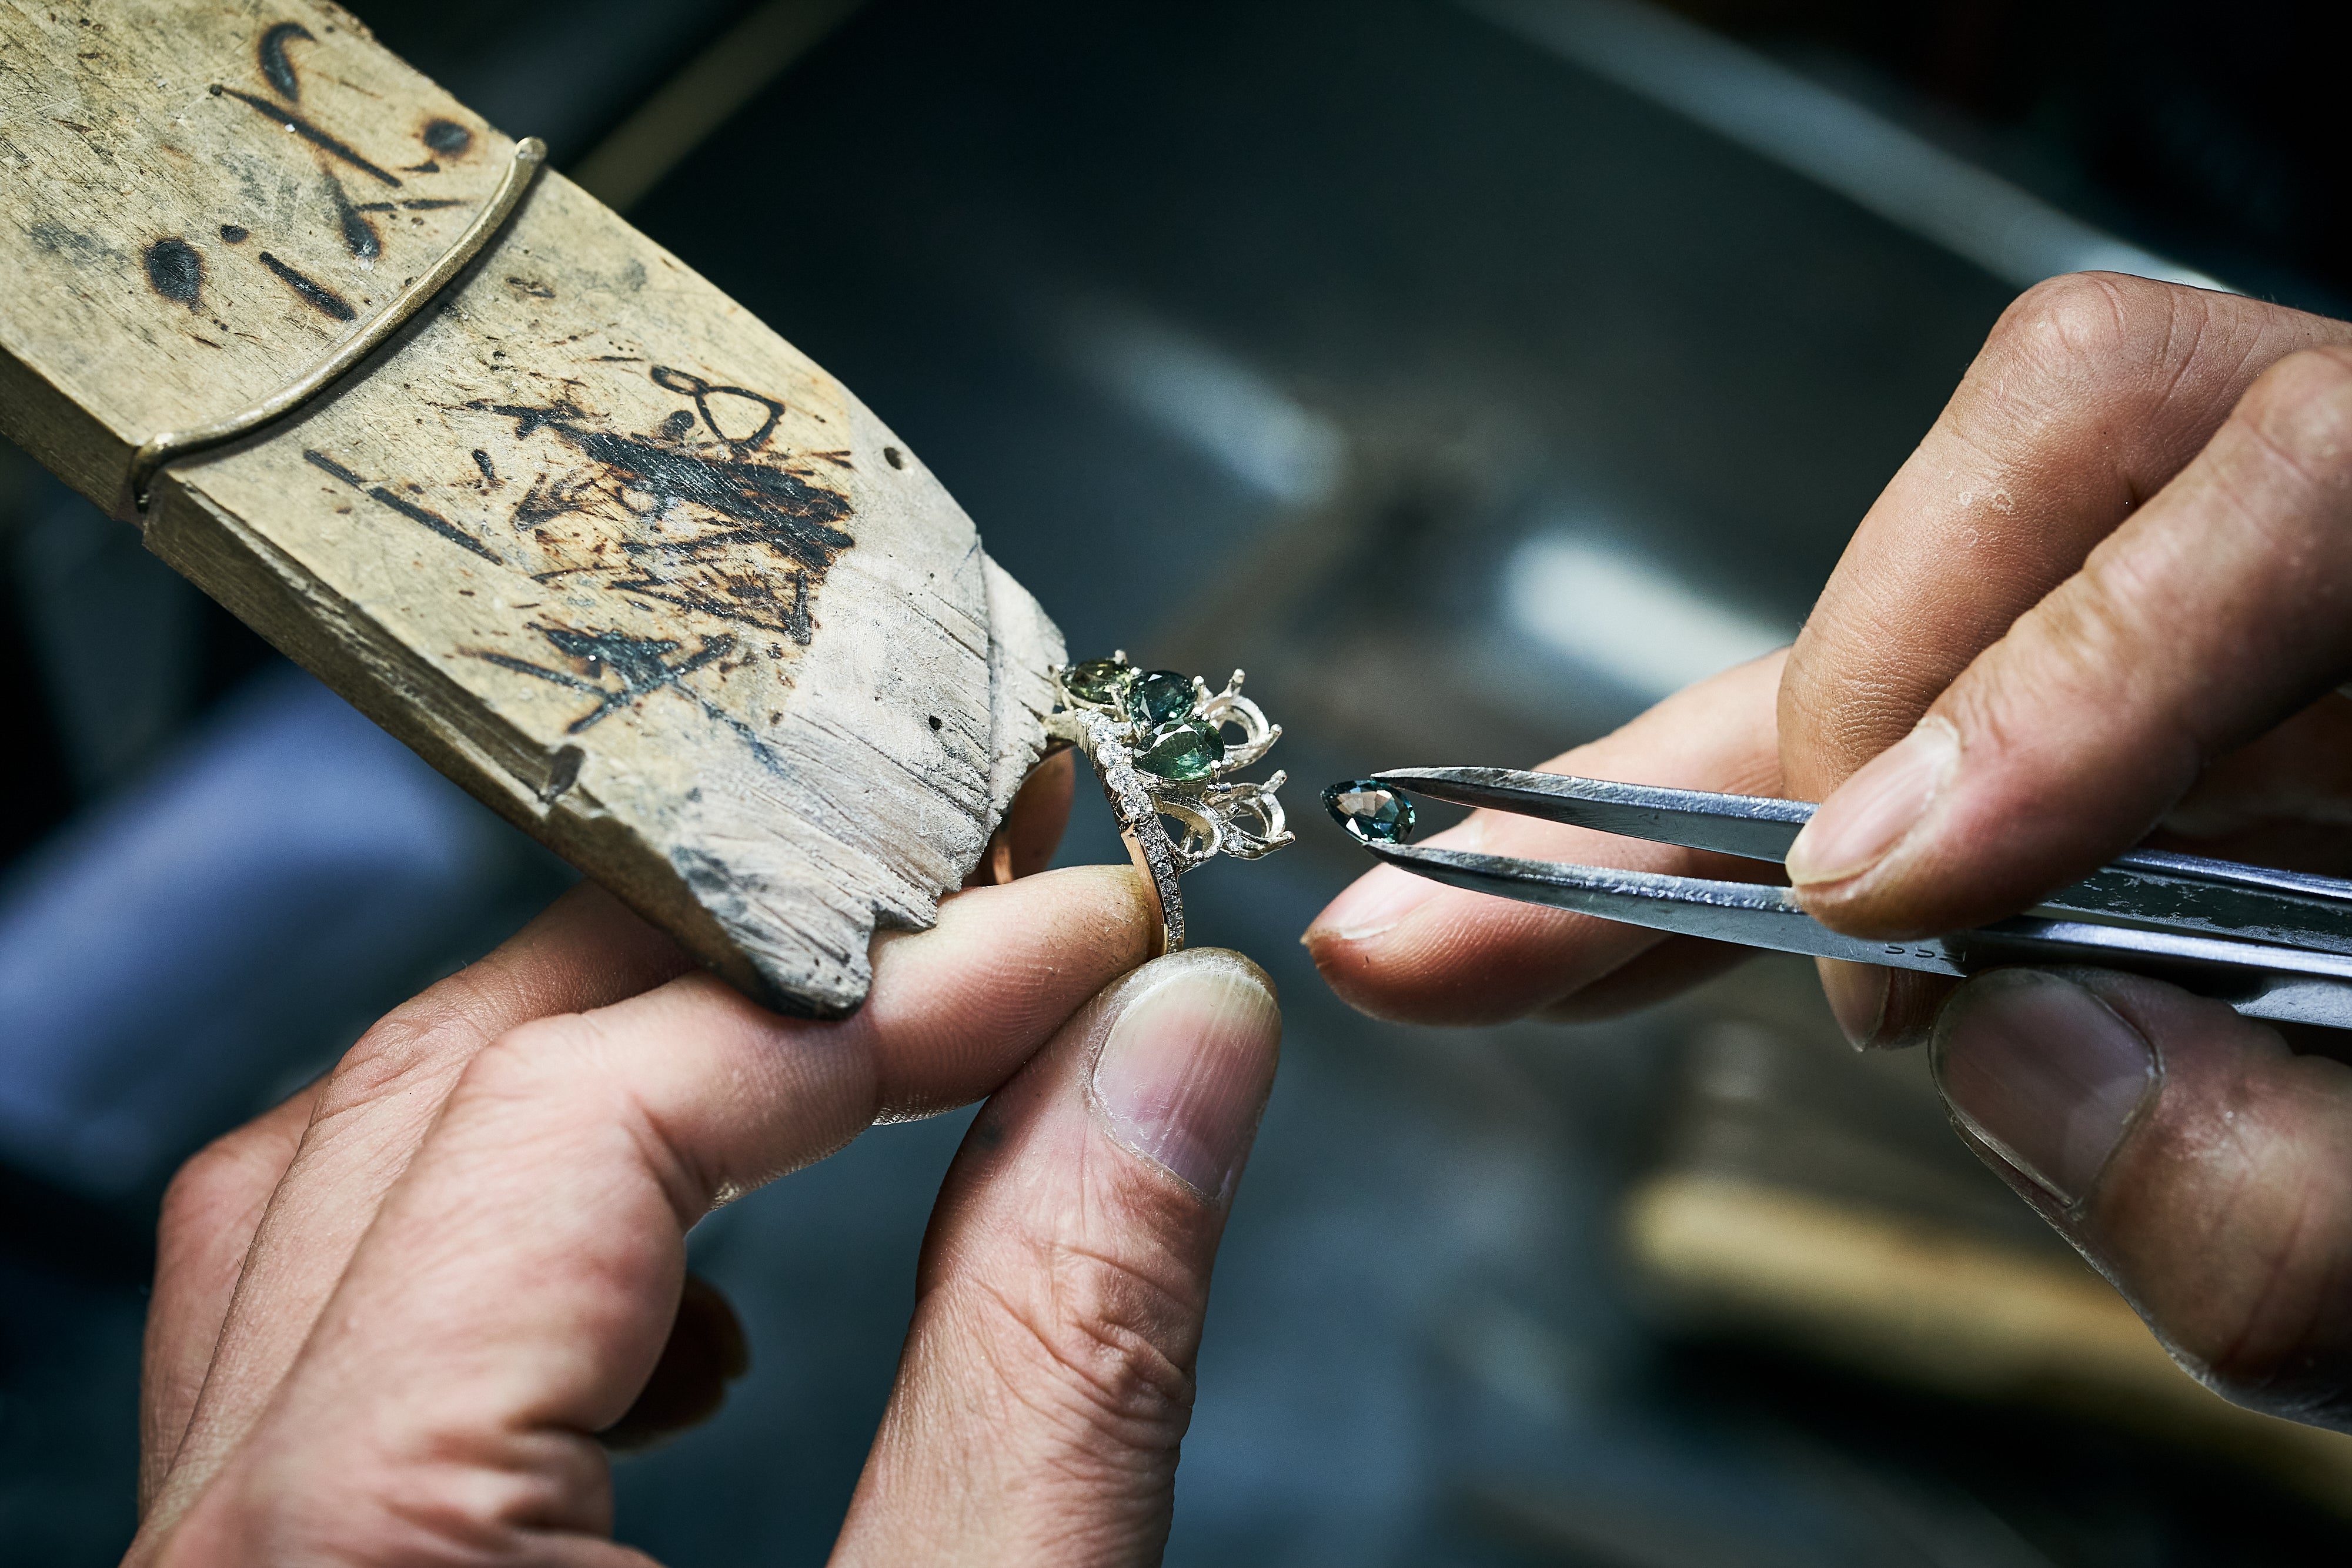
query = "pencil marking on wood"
xmin=257 ymin=21 xmax=315 ymax=100
xmin=305 ymin=449 xmax=506 ymax=563
xmin=143 ymin=237 xmax=204 ymax=308
xmin=258 ymin=250 xmax=356 ymax=320
xmin=212 ymin=83 xmax=400 ymax=188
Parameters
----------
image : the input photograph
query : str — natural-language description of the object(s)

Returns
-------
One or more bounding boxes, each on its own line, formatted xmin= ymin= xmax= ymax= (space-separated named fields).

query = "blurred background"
xmin=5 ymin=0 xmax=2348 ymax=1561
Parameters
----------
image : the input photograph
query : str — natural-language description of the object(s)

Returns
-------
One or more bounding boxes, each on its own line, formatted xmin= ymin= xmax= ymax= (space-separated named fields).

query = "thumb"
xmin=835 ymin=949 xmax=1281 ymax=1566
xmin=1932 ymin=968 xmax=2352 ymax=1427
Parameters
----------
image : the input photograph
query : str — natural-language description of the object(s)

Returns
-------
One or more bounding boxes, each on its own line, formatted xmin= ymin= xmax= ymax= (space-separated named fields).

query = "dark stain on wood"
xmin=305 ymin=449 xmax=506 ymax=563
xmin=487 ymin=624 xmax=734 ymax=733
xmin=541 ymin=743 xmax=584 ymax=802
xmin=218 ymin=223 xmax=249 ymax=243
xmin=303 ymin=449 xmax=368 ymax=487
xmin=258 ymin=252 xmax=356 ymax=320
xmin=143 ymin=237 xmax=204 ymax=308
xmin=420 ymin=118 xmax=473 ymax=157
xmin=327 ymin=177 xmax=381 ymax=259
xmin=883 ymin=446 xmax=904 ymax=469
xmin=213 ymin=85 xmax=400 ymax=188
xmin=480 ymin=369 xmax=851 ymax=644
xmin=472 ymin=448 xmax=499 ymax=486
xmin=28 ymin=219 xmax=119 ymax=266
xmin=472 ymin=625 xmax=782 ymax=771
xmin=777 ymin=570 xmax=813 ymax=644
xmin=257 ymin=21 xmax=314 ymax=100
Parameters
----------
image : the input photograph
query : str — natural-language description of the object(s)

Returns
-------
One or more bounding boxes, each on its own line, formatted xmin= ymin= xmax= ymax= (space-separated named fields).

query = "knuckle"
xmin=447 ymin=1014 xmax=614 ymax=1126
xmin=157 ymin=1132 xmax=269 ymax=1246
xmin=1984 ymin=272 xmax=2154 ymax=379
xmin=315 ymin=968 xmax=502 ymax=1112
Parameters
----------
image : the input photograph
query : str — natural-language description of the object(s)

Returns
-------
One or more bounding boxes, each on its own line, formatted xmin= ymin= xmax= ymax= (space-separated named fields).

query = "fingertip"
xmin=970 ymin=749 xmax=1078 ymax=887
xmin=931 ymin=862 xmax=1158 ymax=967
xmin=862 ymin=864 xmax=1163 ymax=1119
xmin=1819 ymin=959 xmax=1889 ymax=1047
xmin=598 ymin=1273 xmax=751 ymax=1452
xmin=1299 ymin=915 xmax=1449 ymax=1025
xmin=1090 ymin=949 xmax=1282 ymax=1205
xmin=1306 ymin=863 xmax=1436 ymax=946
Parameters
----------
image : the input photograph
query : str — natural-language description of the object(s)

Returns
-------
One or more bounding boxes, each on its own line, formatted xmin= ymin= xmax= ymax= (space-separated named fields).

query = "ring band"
xmin=1046 ymin=653 xmax=1293 ymax=957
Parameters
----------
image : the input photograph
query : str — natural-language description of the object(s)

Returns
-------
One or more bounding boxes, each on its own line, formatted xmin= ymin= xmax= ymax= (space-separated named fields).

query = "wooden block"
xmin=0 ymin=0 xmax=1064 ymax=1015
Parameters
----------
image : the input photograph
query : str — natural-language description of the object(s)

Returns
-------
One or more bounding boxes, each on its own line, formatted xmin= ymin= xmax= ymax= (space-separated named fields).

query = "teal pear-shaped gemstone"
xmin=1322 ymin=780 xmax=1414 ymax=842
xmin=1134 ymin=719 xmax=1224 ymax=783
xmin=1061 ymin=658 xmax=1132 ymax=706
xmin=1127 ymin=670 xmax=1196 ymax=727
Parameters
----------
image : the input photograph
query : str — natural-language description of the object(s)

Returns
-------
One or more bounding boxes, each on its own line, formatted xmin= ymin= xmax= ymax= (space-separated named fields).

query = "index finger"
xmin=1779 ymin=273 xmax=2352 ymax=804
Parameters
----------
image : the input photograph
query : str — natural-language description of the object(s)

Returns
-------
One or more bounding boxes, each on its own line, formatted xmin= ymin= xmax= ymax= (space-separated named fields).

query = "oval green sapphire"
xmin=1134 ymin=720 xmax=1224 ymax=783
xmin=1322 ymin=780 xmax=1415 ymax=842
xmin=1061 ymin=658 xmax=1132 ymax=706
xmin=1127 ymin=670 xmax=1197 ymax=727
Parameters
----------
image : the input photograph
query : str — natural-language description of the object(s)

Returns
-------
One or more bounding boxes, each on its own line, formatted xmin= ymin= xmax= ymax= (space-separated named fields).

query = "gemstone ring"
xmin=1045 ymin=652 xmax=1294 ymax=957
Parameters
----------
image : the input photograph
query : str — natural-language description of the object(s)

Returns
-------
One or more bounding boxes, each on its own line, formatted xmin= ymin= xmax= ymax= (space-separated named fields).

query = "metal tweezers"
xmin=1348 ymin=767 xmax=2352 ymax=1030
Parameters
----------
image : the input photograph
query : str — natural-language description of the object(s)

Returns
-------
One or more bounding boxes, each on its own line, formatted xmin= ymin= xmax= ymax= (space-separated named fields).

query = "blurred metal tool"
xmin=1328 ymin=767 xmax=2352 ymax=1029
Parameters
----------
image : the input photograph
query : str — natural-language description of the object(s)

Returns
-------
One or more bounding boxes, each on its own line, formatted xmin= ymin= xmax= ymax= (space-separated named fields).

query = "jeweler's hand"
xmin=130 ymin=858 xmax=1280 ymax=1563
xmin=1308 ymin=273 xmax=2352 ymax=1428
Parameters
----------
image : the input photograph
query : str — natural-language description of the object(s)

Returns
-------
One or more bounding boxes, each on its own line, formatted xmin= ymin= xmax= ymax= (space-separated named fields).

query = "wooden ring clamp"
xmin=128 ymin=137 xmax=549 ymax=511
xmin=8 ymin=1 xmax=1074 ymax=1019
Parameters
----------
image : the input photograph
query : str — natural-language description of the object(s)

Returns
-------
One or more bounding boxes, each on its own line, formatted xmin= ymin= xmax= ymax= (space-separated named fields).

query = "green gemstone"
xmin=1134 ymin=720 xmax=1224 ymax=783
xmin=1061 ymin=658 xmax=1132 ymax=706
xmin=1127 ymin=670 xmax=1196 ymax=727
xmin=1322 ymin=780 xmax=1414 ymax=843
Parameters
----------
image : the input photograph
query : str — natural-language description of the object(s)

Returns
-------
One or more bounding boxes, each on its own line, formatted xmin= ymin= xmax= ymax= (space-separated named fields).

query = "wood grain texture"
xmin=0 ymin=0 xmax=1064 ymax=1014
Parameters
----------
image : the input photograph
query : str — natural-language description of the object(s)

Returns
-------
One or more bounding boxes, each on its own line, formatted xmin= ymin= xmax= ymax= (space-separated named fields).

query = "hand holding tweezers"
xmin=1334 ymin=767 xmax=2352 ymax=1031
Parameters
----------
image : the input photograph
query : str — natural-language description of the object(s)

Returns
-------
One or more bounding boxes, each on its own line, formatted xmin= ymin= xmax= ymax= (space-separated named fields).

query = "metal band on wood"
xmin=129 ymin=136 xmax=547 ymax=510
